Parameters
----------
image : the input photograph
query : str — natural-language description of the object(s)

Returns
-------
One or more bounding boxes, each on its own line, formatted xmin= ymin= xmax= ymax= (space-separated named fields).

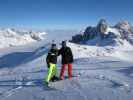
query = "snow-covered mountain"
xmin=0 ymin=28 xmax=47 ymax=49
xmin=71 ymin=19 xmax=133 ymax=46
xmin=69 ymin=19 xmax=133 ymax=62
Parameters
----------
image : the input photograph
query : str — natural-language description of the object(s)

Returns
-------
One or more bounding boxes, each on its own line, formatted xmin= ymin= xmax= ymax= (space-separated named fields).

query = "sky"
xmin=0 ymin=0 xmax=132 ymax=30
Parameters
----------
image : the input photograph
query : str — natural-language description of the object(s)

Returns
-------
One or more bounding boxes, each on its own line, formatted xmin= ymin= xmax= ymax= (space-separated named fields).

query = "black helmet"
xmin=62 ymin=41 xmax=66 ymax=47
xmin=51 ymin=43 xmax=56 ymax=49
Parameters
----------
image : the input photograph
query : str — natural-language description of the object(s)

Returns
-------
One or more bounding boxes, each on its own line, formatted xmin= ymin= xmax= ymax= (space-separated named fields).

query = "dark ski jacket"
xmin=46 ymin=49 xmax=58 ymax=66
xmin=58 ymin=46 xmax=73 ymax=64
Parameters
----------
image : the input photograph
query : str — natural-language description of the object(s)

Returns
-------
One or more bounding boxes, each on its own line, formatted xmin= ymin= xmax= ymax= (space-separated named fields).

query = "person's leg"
xmin=45 ymin=63 xmax=55 ymax=83
xmin=51 ymin=64 xmax=59 ymax=82
xmin=60 ymin=64 xmax=66 ymax=80
xmin=68 ymin=64 xmax=72 ymax=80
xmin=50 ymin=65 xmax=56 ymax=82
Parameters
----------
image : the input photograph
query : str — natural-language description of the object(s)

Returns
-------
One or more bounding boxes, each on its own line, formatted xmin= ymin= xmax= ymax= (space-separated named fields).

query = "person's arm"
xmin=58 ymin=48 xmax=61 ymax=56
xmin=46 ymin=52 xmax=51 ymax=68
xmin=69 ymin=47 xmax=74 ymax=62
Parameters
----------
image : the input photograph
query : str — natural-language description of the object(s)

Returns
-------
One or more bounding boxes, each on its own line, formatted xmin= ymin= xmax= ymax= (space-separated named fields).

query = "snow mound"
xmin=0 ymin=28 xmax=47 ymax=49
xmin=68 ymin=41 xmax=133 ymax=62
xmin=68 ymin=42 xmax=115 ymax=59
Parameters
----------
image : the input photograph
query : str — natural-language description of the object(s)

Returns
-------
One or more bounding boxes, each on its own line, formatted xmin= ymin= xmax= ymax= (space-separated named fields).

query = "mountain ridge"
xmin=71 ymin=19 xmax=133 ymax=46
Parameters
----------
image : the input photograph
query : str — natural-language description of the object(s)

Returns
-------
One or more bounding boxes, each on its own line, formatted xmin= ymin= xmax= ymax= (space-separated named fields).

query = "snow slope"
xmin=0 ymin=28 xmax=133 ymax=100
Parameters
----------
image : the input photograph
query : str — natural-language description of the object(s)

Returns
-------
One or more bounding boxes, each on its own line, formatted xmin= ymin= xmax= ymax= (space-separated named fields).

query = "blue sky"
xmin=0 ymin=0 xmax=132 ymax=30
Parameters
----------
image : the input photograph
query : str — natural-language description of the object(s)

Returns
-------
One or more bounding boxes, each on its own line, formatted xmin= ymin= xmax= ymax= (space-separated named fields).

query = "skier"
xmin=45 ymin=43 xmax=59 ymax=85
xmin=59 ymin=41 xmax=74 ymax=80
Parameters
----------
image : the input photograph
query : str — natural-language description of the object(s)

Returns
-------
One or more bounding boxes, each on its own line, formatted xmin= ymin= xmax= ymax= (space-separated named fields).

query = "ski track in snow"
xmin=1 ymin=86 xmax=22 ymax=100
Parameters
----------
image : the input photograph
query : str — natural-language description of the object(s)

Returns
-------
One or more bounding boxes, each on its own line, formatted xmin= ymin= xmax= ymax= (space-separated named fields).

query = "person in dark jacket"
xmin=45 ymin=43 xmax=59 ymax=84
xmin=59 ymin=41 xmax=74 ymax=80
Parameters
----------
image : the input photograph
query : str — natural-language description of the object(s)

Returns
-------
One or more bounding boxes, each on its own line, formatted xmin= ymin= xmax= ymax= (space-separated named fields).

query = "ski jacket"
xmin=46 ymin=49 xmax=58 ymax=65
xmin=58 ymin=46 xmax=73 ymax=64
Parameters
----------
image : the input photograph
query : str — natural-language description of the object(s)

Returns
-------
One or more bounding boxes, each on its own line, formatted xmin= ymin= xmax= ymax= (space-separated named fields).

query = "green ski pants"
xmin=45 ymin=63 xmax=57 ymax=83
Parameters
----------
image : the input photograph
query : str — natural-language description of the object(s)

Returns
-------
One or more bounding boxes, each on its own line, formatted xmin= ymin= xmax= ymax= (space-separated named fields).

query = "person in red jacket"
xmin=58 ymin=41 xmax=73 ymax=80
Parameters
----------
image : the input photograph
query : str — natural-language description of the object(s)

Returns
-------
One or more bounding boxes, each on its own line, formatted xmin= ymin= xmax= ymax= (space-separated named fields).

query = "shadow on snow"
xmin=0 ymin=44 xmax=49 ymax=68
